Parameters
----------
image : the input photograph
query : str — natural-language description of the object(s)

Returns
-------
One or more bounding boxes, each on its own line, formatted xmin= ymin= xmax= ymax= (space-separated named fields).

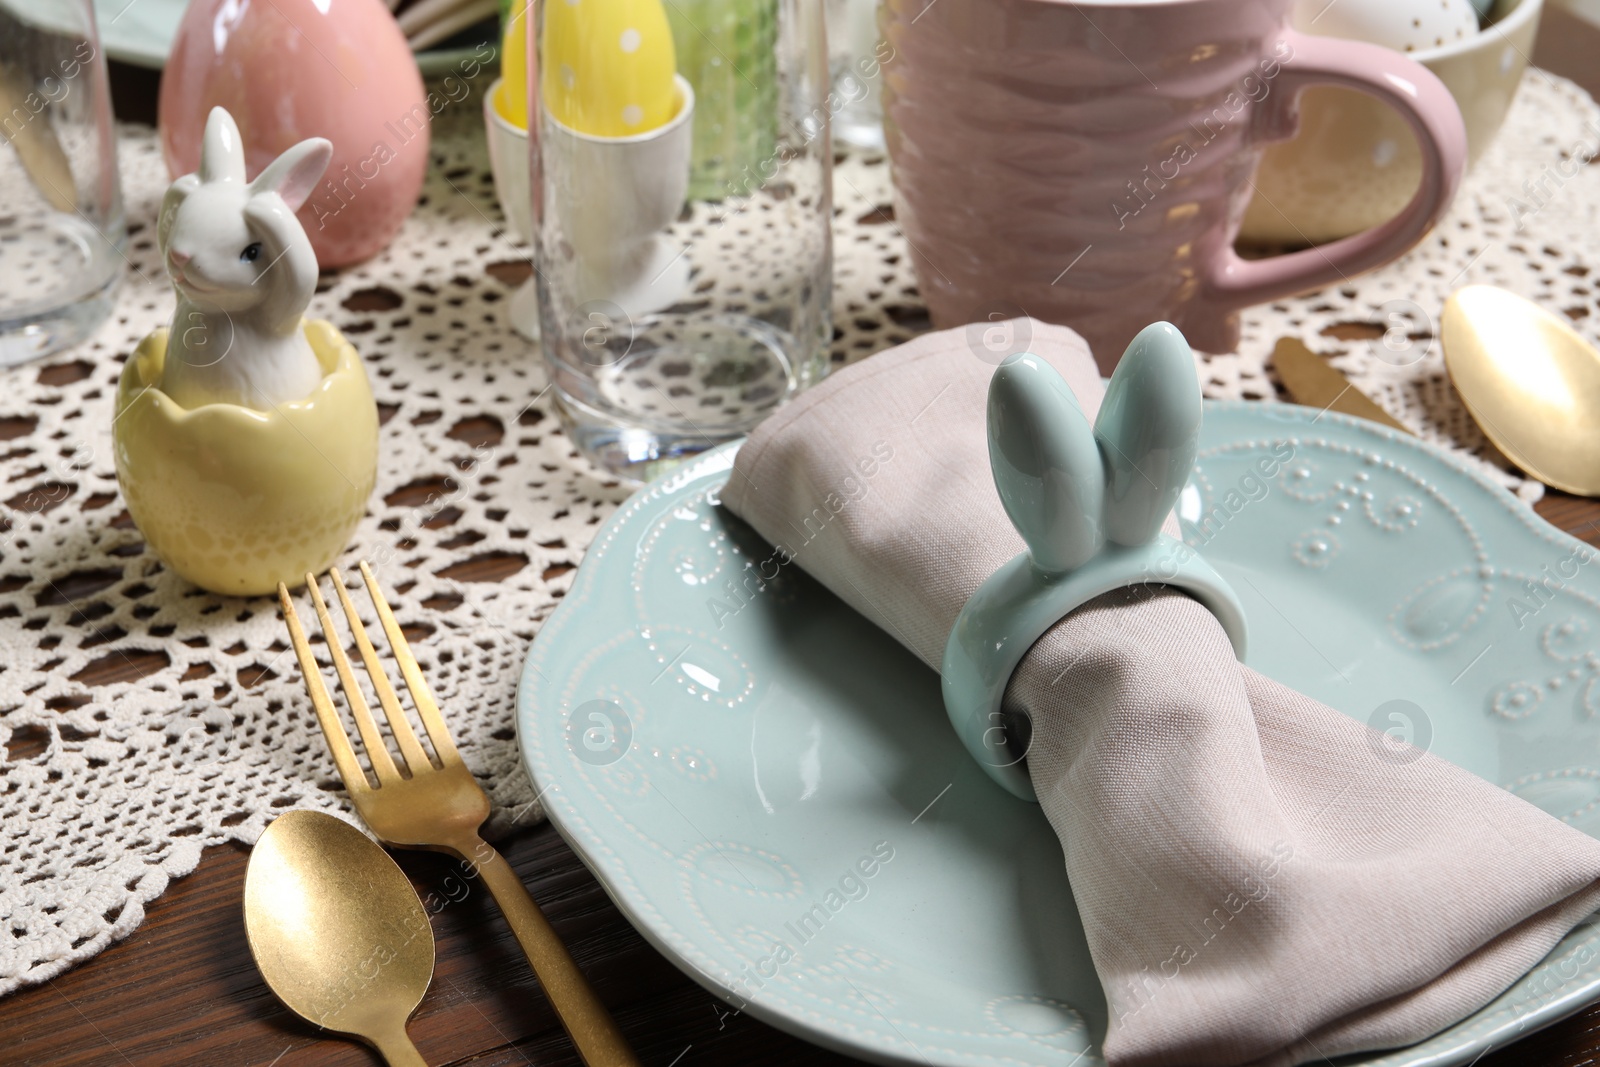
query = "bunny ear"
xmin=157 ymin=173 xmax=199 ymax=254
xmin=988 ymin=353 xmax=1105 ymax=574
xmin=250 ymin=137 xmax=332 ymax=212
xmin=1093 ymin=321 xmax=1202 ymax=547
xmin=198 ymin=107 xmax=246 ymax=185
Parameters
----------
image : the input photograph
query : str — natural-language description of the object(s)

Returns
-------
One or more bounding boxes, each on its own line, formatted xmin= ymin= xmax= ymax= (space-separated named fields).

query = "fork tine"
xmin=278 ymin=582 xmax=372 ymax=795
xmin=330 ymin=567 xmax=434 ymax=775
xmin=305 ymin=572 xmax=403 ymax=786
xmin=359 ymin=560 xmax=462 ymax=767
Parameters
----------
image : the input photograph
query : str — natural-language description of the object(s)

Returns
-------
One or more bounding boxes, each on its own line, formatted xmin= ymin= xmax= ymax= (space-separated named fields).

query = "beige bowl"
xmin=1240 ymin=0 xmax=1543 ymax=244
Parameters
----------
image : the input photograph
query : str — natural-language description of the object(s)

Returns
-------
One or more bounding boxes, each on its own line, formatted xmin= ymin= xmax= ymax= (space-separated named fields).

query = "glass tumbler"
xmin=530 ymin=0 xmax=832 ymax=481
xmin=0 ymin=0 xmax=124 ymax=366
xmin=825 ymin=0 xmax=884 ymax=151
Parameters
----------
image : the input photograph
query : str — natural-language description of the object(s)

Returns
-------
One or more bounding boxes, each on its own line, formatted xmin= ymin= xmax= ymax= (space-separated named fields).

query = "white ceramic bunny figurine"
xmin=156 ymin=107 xmax=332 ymax=410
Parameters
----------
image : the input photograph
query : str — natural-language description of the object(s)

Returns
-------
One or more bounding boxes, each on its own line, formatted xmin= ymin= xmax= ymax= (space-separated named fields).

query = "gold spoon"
xmin=244 ymin=809 xmax=435 ymax=1066
xmin=1442 ymin=285 xmax=1600 ymax=496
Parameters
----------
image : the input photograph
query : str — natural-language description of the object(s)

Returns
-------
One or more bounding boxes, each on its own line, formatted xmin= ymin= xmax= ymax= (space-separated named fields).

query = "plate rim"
xmin=93 ymin=0 xmax=495 ymax=77
xmin=103 ymin=42 xmax=492 ymax=76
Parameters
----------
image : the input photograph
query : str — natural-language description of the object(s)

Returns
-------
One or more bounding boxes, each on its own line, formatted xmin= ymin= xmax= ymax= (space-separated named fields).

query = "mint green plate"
xmin=92 ymin=0 xmax=492 ymax=76
xmin=517 ymin=401 xmax=1600 ymax=1066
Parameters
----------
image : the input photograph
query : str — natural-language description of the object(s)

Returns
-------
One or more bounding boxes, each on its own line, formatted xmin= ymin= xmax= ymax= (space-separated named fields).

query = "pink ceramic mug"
xmin=881 ymin=0 xmax=1468 ymax=369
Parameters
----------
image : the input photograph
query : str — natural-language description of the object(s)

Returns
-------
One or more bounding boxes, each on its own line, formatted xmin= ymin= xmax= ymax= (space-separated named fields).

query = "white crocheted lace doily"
xmin=1 ymin=71 xmax=1595 ymax=995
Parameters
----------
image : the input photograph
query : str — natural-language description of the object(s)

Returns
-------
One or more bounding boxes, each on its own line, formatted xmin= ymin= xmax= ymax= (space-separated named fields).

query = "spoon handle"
xmin=368 ymin=1022 xmax=429 ymax=1067
xmin=462 ymin=835 xmax=641 ymax=1067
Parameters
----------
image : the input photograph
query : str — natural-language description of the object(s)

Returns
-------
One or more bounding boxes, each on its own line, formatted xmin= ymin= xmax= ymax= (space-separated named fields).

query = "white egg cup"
xmin=484 ymin=79 xmax=540 ymax=341
xmin=539 ymin=75 xmax=696 ymax=321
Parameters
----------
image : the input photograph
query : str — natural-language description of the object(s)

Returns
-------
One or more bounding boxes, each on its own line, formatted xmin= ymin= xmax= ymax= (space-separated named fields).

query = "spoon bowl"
xmin=1442 ymin=284 xmax=1600 ymax=496
xmin=244 ymin=809 xmax=434 ymax=1066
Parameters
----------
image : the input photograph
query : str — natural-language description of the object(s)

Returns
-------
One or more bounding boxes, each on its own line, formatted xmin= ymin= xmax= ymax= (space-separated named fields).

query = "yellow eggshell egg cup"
xmin=113 ymin=320 xmax=378 ymax=597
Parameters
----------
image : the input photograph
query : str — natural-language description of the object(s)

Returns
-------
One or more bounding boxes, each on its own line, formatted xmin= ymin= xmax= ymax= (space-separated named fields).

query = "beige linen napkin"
xmin=720 ymin=319 xmax=1600 ymax=1067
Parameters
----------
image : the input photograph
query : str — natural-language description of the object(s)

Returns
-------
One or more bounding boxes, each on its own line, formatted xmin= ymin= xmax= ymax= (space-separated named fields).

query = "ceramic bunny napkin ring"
xmin=941 ymin=323 xmax=1249 ymax=800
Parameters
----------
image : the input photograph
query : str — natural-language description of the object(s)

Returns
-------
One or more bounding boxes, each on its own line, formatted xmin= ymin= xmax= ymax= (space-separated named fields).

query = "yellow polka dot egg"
xmin=542 ymin=0 xmax=679 ymax=138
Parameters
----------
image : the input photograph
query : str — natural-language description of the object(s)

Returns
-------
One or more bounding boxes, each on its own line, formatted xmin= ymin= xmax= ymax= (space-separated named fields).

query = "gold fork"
xmin=278 ymin=562 xmax=639 ymax=1067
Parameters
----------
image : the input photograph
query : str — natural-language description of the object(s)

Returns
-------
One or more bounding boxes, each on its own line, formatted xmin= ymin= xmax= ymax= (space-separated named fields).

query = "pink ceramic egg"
xmin=159 ymin=0 xmax=429 ymax=267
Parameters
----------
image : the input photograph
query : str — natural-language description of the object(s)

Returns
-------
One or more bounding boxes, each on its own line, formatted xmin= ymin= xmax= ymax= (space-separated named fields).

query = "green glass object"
xmin=666 ymin=0 xmax=779 ymax=200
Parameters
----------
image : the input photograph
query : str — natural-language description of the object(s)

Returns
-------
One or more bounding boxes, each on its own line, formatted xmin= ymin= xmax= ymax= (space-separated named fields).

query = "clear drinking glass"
xmin=531 ymin=0 xmax=833 ymax=481
xmin=826 ymin=0 xmax=884 ymax=151
xmin=0 ymin=0 xmax=125 ymax=366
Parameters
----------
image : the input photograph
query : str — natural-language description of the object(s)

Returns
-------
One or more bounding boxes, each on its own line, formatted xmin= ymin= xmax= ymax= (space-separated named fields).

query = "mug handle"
xmin=1205 ymin=30 xmax=1468 ymax=309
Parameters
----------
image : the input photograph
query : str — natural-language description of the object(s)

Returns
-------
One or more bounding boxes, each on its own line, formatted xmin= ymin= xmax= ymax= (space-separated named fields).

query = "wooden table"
xmin=11 ymin=14 xmax=1600 ymax=1066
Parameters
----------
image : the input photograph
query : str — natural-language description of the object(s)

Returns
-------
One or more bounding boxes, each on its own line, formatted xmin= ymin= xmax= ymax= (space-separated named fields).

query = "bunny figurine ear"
xmin=988 ymin=353 xmax=1105 ymax=574
xmin=198 ymin=107 xmax=247 ymax=185
xmin=250 ymin=137 xmax=333 ymax=212
xmin=157 ymin=173 xmax=199 ymax=254
xmin=1093 ymin=322 xmax=1202 ymax=547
